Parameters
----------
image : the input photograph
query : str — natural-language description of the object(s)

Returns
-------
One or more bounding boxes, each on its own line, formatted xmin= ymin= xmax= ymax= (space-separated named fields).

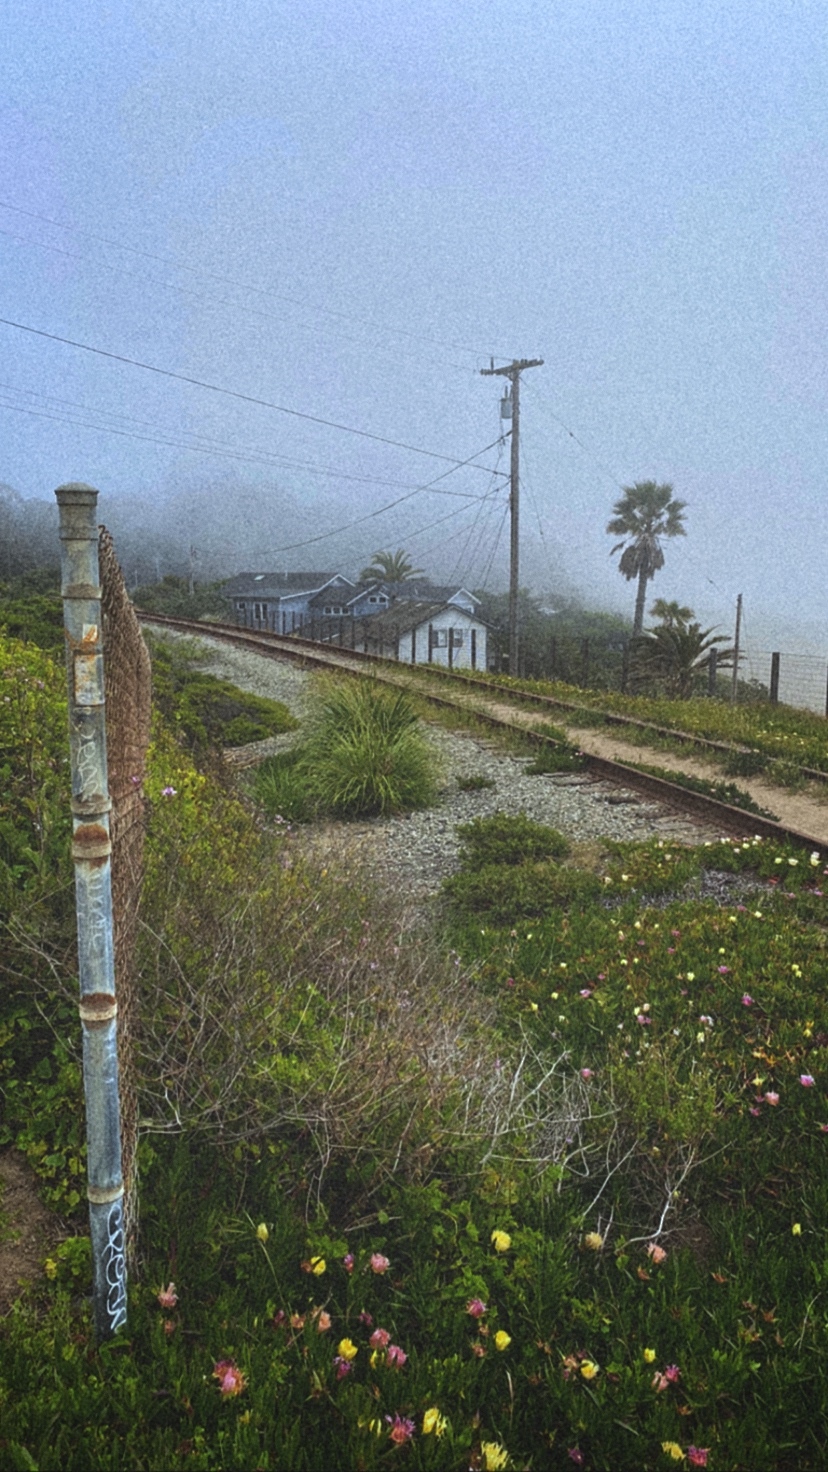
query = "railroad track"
xmin=138 ymin=612 xmax=827 ymax=851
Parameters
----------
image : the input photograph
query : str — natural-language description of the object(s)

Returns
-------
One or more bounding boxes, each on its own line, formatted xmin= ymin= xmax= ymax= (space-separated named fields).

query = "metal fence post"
xmin=55 ymin=483 xmax=127 ymax=1341
xmin=708 ymin=646 xmax=718 ymax=696
xmin=770 ymin=652 xmax=780 ymax=704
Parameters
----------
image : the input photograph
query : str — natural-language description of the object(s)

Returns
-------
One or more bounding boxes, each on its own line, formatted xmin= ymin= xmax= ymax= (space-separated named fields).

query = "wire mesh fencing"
xmin=100 ymin=527 xmax=152 ymax=1266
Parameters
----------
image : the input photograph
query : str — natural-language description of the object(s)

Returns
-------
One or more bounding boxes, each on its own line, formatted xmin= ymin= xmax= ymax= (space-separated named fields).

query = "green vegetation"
xmin=254 ymin=677 xmax=438 ymax=820
xmin=147 ymin=633 xmax=297 ymax=749
xmin=0 ymin=572 xmax=64 ymax=652
xmin=131 ymin=574 xmax=229 ymax=620
xmin=456 ymin=666 xmax=828 ymax=779
xmin=5 ymin=607 xmax=828 ymax=1469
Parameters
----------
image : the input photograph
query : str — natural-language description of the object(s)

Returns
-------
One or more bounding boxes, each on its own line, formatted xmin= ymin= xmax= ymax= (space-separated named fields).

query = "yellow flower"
xmin=643 ymin=1347 xmax=657 ymax=1363
xmin=310 ymin=1256 xmax=326 ymax=1276
xmin=662 ymin=1443 xmax=684 ymax=1462
xmin=583 ymin=1232 xmax=604 ymax=1251
xmin=579 ymin=1359 xmax=599 ymax=1380
xmin=494 ymin=1330 xmax=512 ymax=1351
xmin=792 ymin=1223 xmax=802 ymax=1236
xmin=337 ymin=1337 xmax=358 ymax=1361
xmin=491 ymin=1229 xmax=512 ymax=1253
xmin=256 ymin=1222 xmax=269 ymax=1243
xmin=44 ymin=1258 xmax=58 ymax=1280
xmin=481 ymin=1442 xmax=510 ymax=1471
xmin=422 ymin=1407 xmax=447 ymax=1436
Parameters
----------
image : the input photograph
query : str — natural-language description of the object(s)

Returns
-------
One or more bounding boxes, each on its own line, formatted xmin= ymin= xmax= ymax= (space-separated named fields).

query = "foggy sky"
xmin=1 ymin=1 xmax=826 ymax=654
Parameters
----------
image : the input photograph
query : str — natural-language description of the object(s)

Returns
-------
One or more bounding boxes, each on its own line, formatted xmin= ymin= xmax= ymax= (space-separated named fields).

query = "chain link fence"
xmin=99 ymin=527 xmax=152 ymax=1265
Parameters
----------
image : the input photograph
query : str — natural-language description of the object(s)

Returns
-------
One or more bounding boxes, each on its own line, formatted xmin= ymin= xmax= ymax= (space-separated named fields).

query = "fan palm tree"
xmin=359 ymin=548 xmax=424 ymax=583
xmin=649 ymin=598 xmax=694 ymax=631
xmin=607 ymin=482 xmax=687 ymax=634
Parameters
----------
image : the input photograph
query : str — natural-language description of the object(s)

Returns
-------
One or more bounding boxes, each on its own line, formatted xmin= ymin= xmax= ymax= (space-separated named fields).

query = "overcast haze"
xmin=2 ymin=0 xmax=827 ymax=660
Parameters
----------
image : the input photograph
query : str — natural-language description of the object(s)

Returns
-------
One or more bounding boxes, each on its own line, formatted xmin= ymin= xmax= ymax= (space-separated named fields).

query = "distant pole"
xmin=731 ymin=593 xmax=742 ymax=703
xmin=481 ymin=358 xmax=543 ymax=675
xmin=54 ymin=483 xmax=127 ymax=1342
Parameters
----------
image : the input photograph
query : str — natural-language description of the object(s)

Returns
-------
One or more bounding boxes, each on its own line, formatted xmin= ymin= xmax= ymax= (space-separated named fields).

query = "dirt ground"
xmin=0 ymin=1149 xmax=64 ymax=1314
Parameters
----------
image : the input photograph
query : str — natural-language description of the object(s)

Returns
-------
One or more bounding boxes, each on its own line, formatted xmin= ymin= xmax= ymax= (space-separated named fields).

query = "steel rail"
xmin=137 ymin=613 xmax=825 ymax=851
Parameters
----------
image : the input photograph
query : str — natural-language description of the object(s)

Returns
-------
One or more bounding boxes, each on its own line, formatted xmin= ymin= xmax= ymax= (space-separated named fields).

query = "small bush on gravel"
xmin=444 ymin=859 xmax=601 ymax=921
xmin=456 ymin=811 xmax=570 ymax=869
xmin=296 ymin=677 xmax=438 ymax=818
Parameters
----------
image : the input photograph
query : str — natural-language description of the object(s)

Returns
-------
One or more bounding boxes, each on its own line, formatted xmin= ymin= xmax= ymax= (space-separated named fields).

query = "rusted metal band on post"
xmin=87 ymin=1183 xmax=124 ymax=1205
xmin=71 ymin=796 xmax=112 ymax=816
xmin=63 ymin=583 xmax=103 ymax=598
xmin=79 ymin=998 xmax=118 ymax=1025
xmin=72 ymin=825 xmax=112 ymax=861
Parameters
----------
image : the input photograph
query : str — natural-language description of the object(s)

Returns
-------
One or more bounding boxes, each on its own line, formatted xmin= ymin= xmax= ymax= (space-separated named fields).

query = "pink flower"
xmin=664 ymin=1364 xmax=681 ymax=1383
xmin=157 ymin=1282 xmax=178 ymax=1309
xmin=385 ymin=1413 xmax=415 ymax=1444
xmin=819 ymin=1124 xmax=828 ymax=1133
xmin=162 ymin=1319 xmax=176 ymax=1337
xmin=370 ymin=1253 xmax=390 ymax=1274
xmin=386 ymin=1343 xmax=407 ymax=1367
xmin=687 ymin=1449 xmax=709 ymax=1468
xmin=652 ymin=1372 xmax=670 ymax=1393
xmin=718 ymin=965 xmax=730 ymax=974
xmin=343 ymin=1253 xmax=355 ymax=1273
xmin=580 ymin=1068 xmax=594 ymax=1081
xmin=333 ymin=1356 xmax=353 ymax=1380
xmin=467 ymin=1297 xmax=487 ymax=1318
xmin=646 ymin=1242 xmax=667 ymax=1264
xmin=161 ymin=786 xmax=177 ymax=798
xmin=358 ymin=1309 xmax=373 ymax=1327
xmin=800 ymin=1074 xmax=816 ymax=1087
xmin=580 ymin=988 xmax=592 ymax=998
xmin=568 ymin=1451 xmax=586 ymax=1466
xmin=764 ymin=1091 xmax=780 ymax=1106
xmin=315 ymin=1310 xmax=332 ymax=1333
xmin=370 ymin=1327 xmax=391 ymax=1348
xmin=749 ymin=1107 xmax=761 ymax=1117
xmin=741 ymin=994 xmax=754 ymax=1006
xmin=213 ymin=1360 xmax=246 ymax=1397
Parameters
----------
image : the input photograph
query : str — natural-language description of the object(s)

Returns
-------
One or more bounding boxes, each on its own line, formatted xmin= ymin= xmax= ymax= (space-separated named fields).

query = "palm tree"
xmin=359 ymin=548 xmax=424 ymax=583
xmin=607 ymin=482 xmax=687 ymax=635
xmin=649 ymin=598 xmax=694 ymax=631
xmin=633 ymin=621 xmax=733 ymax=699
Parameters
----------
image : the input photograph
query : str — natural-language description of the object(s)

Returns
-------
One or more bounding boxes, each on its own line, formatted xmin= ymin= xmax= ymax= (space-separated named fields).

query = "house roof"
xmin=353 ymin=601 xmax=485 ymax=638
xmin=221 ymin=571 xmax=338 ymax=599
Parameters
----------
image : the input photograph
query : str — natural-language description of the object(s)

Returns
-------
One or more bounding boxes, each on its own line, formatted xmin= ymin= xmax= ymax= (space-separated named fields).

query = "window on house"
xmin=451 ymin=629 xmax=464 ymax=647
xmin=369 ymin=595 xmax=378 ymax=603
xmin=433 ymin=629 xmax=448 ymax=647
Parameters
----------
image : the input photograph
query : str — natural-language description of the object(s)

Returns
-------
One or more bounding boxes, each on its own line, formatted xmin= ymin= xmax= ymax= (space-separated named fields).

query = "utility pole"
xmin=481 ymin=358 xmax=543 ymax=673
xmin=731 ymin=592 xmax=743 ymax=704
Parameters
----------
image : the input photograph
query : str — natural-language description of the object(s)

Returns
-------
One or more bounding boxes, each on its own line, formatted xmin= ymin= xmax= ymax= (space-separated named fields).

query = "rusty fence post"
xmin=55 ymin=483 xmax=127 ymax=1341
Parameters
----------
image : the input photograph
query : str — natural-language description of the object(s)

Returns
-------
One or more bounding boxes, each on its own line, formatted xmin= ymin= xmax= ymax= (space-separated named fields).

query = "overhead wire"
xmin=0 ymin=199 xmax=518 ymax=365
xmin=0 ymin=381 xmax=495 ymax=497
xmin=0 ymin=315 xmax=513 ymax=474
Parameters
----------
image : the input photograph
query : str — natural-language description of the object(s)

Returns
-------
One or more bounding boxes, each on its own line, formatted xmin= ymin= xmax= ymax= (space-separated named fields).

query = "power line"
xmin=0 ymin=382 xmax=496 ymax=498
xmin=235 ymin=451 xmax=509 ymax=558
xmin=0 ymin=199 xmax=518 ymax=364
xmin=0 ymin=315 xmax=512 ymax=474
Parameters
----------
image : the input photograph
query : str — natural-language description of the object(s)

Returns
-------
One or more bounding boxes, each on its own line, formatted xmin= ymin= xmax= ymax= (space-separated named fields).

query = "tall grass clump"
xmin=297 ymin=677 xmax=438 ymax=818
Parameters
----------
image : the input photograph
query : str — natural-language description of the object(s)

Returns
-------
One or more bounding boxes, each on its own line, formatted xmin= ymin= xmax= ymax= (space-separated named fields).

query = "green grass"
xmin=5 ymin=624 xmax=828 ymax=1470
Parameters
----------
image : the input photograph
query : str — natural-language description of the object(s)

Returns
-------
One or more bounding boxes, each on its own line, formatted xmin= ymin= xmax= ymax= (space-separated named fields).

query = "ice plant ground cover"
xmin=3 ymin=627 xmax=828 ymax=1468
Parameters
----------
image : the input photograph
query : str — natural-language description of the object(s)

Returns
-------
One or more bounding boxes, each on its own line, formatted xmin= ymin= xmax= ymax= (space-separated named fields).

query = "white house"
xmin=353 ymin=600 xmax=488 ymax=671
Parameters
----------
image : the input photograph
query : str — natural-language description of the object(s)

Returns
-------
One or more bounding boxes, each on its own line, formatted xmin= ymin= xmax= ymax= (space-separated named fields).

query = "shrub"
xmin=456 ymin=812 xmax=570 ymax=870
xmin=296 ymin=677 xmax=437 ymax=818
xmin=252 ymin=749 xmax=314 ymax=821
xmin=146 ymin=634 xmax=297 ymax=749
xmin=444 ymin=861 xmax=601 ymax=921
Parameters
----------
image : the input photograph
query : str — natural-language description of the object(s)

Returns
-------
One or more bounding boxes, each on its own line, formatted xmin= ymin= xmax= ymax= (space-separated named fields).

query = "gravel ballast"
xmin=152 ymin=628 xmax=730 ymax=902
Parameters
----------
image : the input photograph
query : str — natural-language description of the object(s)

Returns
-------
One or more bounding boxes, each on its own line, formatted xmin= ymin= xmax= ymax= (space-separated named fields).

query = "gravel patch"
xmin=149 ymin=628 xmax=729 ymax=904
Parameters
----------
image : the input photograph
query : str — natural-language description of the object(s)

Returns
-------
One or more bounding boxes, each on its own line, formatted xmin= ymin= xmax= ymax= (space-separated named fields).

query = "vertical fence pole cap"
xmin=55 ymin=482 xmax=99 ymax=506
